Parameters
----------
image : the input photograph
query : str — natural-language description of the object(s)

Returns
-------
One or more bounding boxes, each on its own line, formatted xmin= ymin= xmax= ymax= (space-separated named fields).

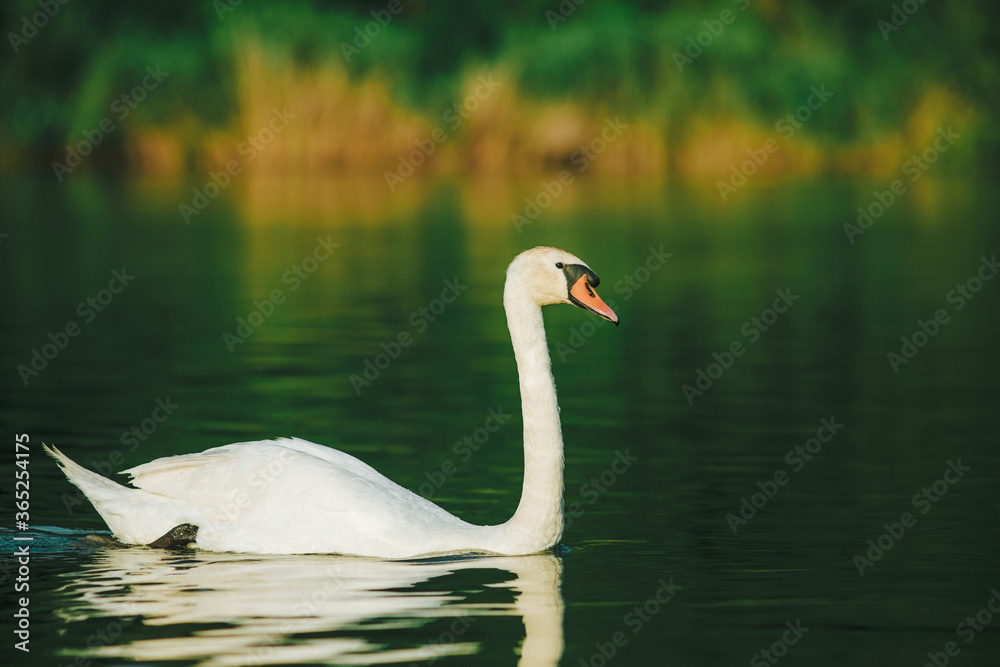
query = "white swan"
xmin=47 ymin=247 xmax=619 ymax=558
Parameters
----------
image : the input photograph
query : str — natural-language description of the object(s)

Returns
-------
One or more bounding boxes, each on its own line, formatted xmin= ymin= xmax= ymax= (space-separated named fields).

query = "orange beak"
xmin=569 ymin=275 xmax=619 ymax=325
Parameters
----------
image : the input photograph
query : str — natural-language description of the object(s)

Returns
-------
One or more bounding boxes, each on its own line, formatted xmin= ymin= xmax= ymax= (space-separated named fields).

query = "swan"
xmin=47 ymin=246 xmax=619 ymax=557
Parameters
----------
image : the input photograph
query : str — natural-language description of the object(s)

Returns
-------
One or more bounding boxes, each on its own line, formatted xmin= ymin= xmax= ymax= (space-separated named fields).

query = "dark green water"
xmin=2 ymin=175 xmax=999 ymax=666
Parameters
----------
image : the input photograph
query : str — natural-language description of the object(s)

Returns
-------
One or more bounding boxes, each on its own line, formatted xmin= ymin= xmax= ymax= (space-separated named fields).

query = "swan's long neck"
xmin=501 ymin=284 xmax=564 ymax=551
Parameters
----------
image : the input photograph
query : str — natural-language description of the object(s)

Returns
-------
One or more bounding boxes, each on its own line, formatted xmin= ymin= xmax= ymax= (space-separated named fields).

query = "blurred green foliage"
xmin=1 ymin=0 xmax=997 ymax=170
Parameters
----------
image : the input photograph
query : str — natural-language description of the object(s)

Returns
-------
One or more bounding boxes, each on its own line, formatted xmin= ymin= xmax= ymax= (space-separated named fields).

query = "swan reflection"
xmin=57 ymin=546 xmax=564 ymax=666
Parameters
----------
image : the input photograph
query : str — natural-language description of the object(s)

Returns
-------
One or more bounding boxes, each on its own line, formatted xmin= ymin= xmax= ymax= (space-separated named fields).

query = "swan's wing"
xmin=118 ymin=438 xmax=467 ymax=554
xmin=264 ymin=437 xmax=393 ymax=485
xmin=120 ymin=438 xmax=388 ymax=494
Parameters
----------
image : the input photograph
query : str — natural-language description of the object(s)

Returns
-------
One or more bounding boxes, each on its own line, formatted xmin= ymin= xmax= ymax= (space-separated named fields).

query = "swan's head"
xmin=507 ymin=247 xmax=619 ymax=325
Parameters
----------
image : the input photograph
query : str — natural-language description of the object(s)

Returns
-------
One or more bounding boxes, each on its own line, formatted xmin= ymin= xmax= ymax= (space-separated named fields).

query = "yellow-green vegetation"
xmin=2 ymin=0 xmax=995 ymax=178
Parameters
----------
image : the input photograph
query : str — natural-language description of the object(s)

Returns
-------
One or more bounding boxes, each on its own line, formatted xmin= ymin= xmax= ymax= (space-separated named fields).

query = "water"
xmin=2 ymin=174 xmax=999 ymax=665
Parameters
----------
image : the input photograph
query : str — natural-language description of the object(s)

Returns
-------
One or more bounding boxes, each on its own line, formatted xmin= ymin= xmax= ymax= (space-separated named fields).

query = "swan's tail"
xmin=44 ymin=445 xmax=196 ymax=545
xmin=46 ymin=444 xmax=126 ymax=498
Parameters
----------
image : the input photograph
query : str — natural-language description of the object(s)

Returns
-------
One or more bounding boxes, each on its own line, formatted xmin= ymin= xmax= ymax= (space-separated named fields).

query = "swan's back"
xmin=56 ymin=439 xmax=482 ymax=556
xmin=122 ymin=437 xmax=391 ymax=495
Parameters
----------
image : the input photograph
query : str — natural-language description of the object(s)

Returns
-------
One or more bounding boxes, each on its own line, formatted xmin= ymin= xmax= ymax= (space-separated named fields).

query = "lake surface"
xmin=2 ymin=174 xmax=999 ymax=666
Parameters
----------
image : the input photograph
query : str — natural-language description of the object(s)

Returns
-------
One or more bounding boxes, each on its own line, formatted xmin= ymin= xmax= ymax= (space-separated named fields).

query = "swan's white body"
xmin=48 ymin=247 xmax=618 ymax=557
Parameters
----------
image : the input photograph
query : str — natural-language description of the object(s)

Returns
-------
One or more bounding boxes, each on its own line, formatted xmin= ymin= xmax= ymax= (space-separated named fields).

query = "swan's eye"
xmin=555 ymin=262 xmax=564 ymax=269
